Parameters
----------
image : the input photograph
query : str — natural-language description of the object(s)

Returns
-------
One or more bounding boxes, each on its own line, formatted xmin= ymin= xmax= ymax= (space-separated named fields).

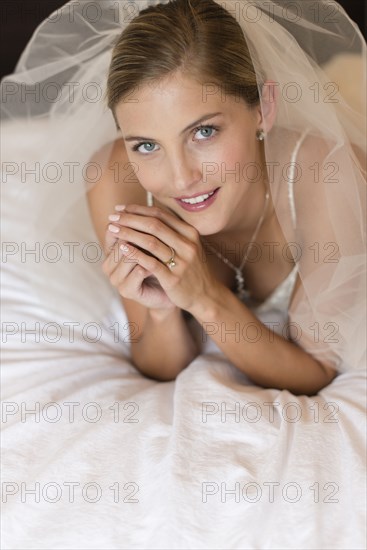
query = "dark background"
xmin=0 ymin=0 xmax=366 ymax=79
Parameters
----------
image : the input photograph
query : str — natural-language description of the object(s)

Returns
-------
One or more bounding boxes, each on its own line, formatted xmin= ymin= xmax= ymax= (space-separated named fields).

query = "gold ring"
xmin=164 ymin=246 xmax=176 ymax=269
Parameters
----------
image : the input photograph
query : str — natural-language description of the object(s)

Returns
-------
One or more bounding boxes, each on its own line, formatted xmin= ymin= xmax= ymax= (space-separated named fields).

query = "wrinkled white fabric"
xmin=1 ymin=1 xmax=366 ymax=547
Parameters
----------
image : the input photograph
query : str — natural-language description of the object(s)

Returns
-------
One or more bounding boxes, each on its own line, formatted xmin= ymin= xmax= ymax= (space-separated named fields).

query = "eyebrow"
xmin=123 ymin=112 xmax=223 ymax=142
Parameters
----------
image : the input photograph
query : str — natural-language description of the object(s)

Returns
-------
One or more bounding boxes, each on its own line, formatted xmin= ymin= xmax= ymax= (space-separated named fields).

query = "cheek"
xmin=133 ymin=164 xmax=164 ymax=193
xmin=212 ymin=139 xmax=256 ymax=174
xmin=197 ymin=143 xmax=243 ymax=174
xmin=212 ymin=134 xmax=259 ymax=188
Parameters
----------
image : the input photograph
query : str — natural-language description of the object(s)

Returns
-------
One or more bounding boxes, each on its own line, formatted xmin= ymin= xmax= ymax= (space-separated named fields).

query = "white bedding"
xmin=1 ymin=121 xmax=366 ymax=549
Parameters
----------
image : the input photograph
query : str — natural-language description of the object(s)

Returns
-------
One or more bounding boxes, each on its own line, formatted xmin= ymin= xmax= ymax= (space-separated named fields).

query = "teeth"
xmin=180 ymin=190 xmax=215 ymax=204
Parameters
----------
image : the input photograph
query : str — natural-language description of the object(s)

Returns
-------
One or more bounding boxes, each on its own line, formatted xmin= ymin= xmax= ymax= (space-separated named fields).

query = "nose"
xmin=168 ymin=149 xmax=202 ymax=193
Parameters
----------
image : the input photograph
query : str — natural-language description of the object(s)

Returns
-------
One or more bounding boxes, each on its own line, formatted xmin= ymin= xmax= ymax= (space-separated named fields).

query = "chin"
xmin=165 ymin=205 xmax=226 ymax=235
xmin=190 ymin=219 xmax=225 ymax=237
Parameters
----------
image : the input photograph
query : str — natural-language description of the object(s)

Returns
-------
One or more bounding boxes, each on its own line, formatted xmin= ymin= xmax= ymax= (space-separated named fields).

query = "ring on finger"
xmin=164 ymin=246 xmax=176 ymax=269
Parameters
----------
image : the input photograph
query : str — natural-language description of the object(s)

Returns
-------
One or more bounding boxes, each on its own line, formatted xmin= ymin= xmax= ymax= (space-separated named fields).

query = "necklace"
xmin=202 ymin=189 xmax=270 ymax=300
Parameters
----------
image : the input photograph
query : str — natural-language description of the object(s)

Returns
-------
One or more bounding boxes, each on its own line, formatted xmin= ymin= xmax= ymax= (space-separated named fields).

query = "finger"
xmin=102 ymin=240 xmax=138 ymax=278
xmin=116 ymin=203 xmax=198 ymax=241
xmin=108 ymin=208 xmax=198 ymax=262
xmin=107 ymin=222 xmax=177 ymax=266
xmin=119 ymin=242 xmax=175 ymax=289
xmin=110 ymin=258 xmax=148 ymax=299
xmin=121 ymin=263 xmax=150 ymax=298
xmin=104 ymin=222 xmax=120 ymax=255
xmin=104 ymin=242 xmax=153 ymax=299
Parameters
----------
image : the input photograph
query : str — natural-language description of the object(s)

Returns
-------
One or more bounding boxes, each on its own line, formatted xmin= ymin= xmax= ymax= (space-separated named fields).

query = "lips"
xmin=174 ymin=187 xmax=220 ymax=212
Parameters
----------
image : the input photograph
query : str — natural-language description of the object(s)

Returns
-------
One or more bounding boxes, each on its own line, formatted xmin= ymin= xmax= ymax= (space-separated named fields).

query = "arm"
xmin=86 ymin=139 xmax=200 ymax=381
xmin=102 ymin=202 xmax=338 ymax=394
xmin=129 ymin=305 xmax=200 ymax=381
xmin=188 ymin=283 xmax=337 ymax=396
xmin=105 ymin=251 xmax=201 ymax=381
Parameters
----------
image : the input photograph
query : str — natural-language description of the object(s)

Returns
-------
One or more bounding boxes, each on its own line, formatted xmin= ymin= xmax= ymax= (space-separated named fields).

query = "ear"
xmin=255 ymin=80 xmax=279 ymax=134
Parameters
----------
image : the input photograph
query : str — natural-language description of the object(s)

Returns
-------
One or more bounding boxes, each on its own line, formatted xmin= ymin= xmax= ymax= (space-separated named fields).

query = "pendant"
xmin=235 ymin=269 xmax=250 ymax=300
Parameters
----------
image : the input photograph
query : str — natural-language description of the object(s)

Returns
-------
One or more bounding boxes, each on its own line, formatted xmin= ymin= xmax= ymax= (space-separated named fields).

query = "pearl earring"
xmin=256 ymin=129 xmax=265 ymax=141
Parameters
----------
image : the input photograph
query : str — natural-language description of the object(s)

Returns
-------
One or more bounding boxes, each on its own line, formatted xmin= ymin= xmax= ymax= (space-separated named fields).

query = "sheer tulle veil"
xmin=1 ymin=1 xmax=366 ymax=373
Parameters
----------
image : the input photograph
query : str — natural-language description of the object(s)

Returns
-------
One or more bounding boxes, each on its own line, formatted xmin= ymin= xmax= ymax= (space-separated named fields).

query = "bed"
xmin=1 ymin=73 xmax=366 ymax=549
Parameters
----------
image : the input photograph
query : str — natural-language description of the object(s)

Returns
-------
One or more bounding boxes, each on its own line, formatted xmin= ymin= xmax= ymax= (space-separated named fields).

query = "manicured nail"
xmin=115 ymin=204 xmax=126 ymax=211
xmin=108 ymin=224 xmax=120 ymax=233
xmin=108 ymin=214 xmax=120 ymax=222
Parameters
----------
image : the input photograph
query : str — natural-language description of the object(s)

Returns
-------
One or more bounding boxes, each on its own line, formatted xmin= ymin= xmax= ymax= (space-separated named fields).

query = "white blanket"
xmin=1 ymin=120 xmax=366 ymax=549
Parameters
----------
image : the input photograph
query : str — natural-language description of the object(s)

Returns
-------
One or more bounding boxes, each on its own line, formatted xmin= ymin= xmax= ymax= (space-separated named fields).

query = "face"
xmin=115 ymin=72 xmax=265 ymax=237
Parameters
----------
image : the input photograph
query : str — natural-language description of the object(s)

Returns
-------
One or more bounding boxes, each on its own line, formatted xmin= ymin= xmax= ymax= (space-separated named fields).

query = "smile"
xmin=175 ymin=187 xmax=220 ymax=211
xmin=180 ymin=190 xmax=216 ymax=204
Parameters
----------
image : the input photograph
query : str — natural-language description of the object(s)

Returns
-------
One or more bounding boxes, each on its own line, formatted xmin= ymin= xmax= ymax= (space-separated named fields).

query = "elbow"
xmin=317 ymin=361 xmax=339 ymax=389
xmin=131 ymin=357 xmax=186 ymax=382
xmin=295 ymin=361 xmax=339 ymax=396
xmin=140 ymin=368 xmax=180 ymax=383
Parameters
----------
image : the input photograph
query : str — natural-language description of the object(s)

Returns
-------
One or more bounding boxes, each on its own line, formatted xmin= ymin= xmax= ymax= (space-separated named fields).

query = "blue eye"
xmin=193 ymin=124 xmax=219 ymax=141
xmin=131 ymin=124 xmax=219 ymax=154
xmin=132 ymin=142 xmax=158 ymax=154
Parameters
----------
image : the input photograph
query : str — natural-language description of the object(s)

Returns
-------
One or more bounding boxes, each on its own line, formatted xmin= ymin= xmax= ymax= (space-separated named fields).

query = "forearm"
xmin=131 ymin=307 xmax=199 ymax=381
xmin=189 ymin=285 xmax=337 ymax=396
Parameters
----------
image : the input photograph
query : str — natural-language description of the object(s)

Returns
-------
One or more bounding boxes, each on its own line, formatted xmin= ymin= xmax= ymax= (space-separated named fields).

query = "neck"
xmin=216 ymin=140 xmax=271 ymax=236
xmin=205 ymin=175 xmax=273 ymax=246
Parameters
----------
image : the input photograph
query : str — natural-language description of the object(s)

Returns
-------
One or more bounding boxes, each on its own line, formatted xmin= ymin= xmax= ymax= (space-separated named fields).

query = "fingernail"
xmin=115 ymin=204 xmax=126 ymax=211
xmin=108 ymin=224 xmax=120 ymax=233
xmin=108 ymin=214 xmax=120 ymax=222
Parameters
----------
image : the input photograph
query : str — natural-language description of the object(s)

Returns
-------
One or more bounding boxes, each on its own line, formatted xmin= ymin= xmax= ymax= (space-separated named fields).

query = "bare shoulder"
xmin=295 ymin=130 xmax=332 ymax=177
xmin=295 ymin=129 xmax=365 ymax=197
xmin=284 ymin=131 xmax=332 ymax=302
xmin=287 ymin=130 xmax=344 ymax=304
xmin=286 ymin=130 xmax=339 ymax=222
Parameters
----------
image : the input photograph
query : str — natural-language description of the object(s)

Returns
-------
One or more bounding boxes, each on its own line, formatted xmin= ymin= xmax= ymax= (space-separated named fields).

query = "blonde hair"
xmin=106 ymin=0 xmax=262 ymax=127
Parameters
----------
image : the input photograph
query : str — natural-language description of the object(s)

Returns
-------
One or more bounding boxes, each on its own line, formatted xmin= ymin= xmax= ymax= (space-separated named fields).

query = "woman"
xmin=1 ymin=5 xmax=366 ymax=546
xmin=3 ymin=0 xmax=366 ymax=394
xmin=85 ymin=0 xmax=362 ymax=395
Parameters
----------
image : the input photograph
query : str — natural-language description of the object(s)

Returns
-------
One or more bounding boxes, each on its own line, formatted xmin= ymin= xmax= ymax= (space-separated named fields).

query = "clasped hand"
xmin=102 ymin=204 xmax=218 ymax=313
